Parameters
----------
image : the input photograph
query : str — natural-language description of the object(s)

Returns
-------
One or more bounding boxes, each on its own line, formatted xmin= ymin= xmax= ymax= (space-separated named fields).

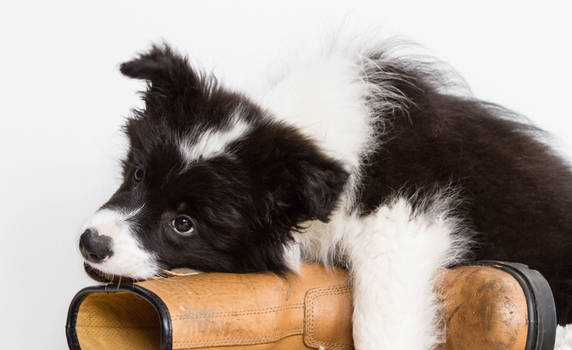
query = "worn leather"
xmin=139 ymin=264 xmax=352 ymax=350
xmin=436 ymin=266 xmax=528 ymax=350
xmin=74 ymin=264 xmax=529 ymax=350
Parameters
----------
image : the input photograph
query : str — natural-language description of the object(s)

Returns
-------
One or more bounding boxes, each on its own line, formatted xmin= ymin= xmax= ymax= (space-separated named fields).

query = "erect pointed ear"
xmin=244 ymin=124 xmax=350 ymax=225
xmin=120 ymin=44 xmax=205 ymax=113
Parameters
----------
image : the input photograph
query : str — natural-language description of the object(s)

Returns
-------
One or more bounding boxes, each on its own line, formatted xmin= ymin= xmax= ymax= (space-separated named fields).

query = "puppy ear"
xmin=120 ymin=43 xmax=196 ymax=86
xmin=286 ymin=155 xmax=350 ymax=222
xmin=244 ymin=124 xmax=350 ymax=224
xmin=120 ymin=44 xmax=204 ymax=113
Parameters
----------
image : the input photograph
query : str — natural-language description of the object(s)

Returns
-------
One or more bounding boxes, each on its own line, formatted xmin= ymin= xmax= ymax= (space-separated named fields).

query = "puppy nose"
xmin=79 ymin=228 xmax=113 ymax=263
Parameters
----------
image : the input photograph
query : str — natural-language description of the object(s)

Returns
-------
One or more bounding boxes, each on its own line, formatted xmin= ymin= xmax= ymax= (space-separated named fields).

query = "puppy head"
xmin=79 ymin=44 xmax=349 ymax=281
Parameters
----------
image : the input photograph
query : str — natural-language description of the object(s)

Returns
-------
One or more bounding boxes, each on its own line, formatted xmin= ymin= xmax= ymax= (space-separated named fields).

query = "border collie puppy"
xmin=79 ymin=42 xmax=572 ymax=349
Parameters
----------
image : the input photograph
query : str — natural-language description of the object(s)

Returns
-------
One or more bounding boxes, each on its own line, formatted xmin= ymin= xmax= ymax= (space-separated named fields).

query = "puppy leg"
xmin=342 ymin=197 xmax=466 ymax=350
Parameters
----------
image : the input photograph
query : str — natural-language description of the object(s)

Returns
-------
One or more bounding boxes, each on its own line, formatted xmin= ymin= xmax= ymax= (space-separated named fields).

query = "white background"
xmin=0 ymin=1 xmax=571 ymax=348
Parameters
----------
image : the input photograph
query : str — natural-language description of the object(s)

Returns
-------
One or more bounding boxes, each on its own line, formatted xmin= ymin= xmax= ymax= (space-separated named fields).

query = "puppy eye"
xmin=133 ymin=168 xmax=145 ymax=182
xmin=171 ymin=215 xmax=194 ymax=235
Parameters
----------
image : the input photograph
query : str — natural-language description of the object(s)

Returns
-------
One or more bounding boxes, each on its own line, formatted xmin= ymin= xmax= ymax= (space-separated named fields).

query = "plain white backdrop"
xmin=0 ymin=1 xmax=571 ymax=348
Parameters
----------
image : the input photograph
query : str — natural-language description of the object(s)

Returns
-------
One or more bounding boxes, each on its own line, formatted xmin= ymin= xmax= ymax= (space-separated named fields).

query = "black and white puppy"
xmin=79 ymin=43 xmax=572 ymax=349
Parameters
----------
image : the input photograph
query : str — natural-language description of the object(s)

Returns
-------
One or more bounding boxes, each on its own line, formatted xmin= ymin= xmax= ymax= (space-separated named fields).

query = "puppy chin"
xmin=83 ymin=262 xmax=129 ymax=283
xmin=83 ymin=260 xmax=159 ymax=283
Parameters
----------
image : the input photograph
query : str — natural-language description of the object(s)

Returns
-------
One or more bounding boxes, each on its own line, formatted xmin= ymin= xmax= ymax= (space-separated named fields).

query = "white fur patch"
xmin=556 ymin=325 xmax=572 ymax=350
xmin=81 ymin=207 xmax=159 ymax=280
xmin=260 ymin=56 xmax=370 ymax=172
xmin=282 ymin=240 xmax=302 ymax=272
xmin=289 ymin=194 xmax=467 ymax=350
xmin=179 ymin=112 xmax=250 ymax=166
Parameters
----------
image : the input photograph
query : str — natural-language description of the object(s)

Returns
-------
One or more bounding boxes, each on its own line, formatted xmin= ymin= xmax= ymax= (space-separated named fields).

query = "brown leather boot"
xmin=66 ymin=262 xmax=556 ymax=350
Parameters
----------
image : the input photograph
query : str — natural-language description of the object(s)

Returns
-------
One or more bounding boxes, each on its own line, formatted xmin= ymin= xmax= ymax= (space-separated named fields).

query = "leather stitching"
xmin=173 ymin=327 xmax=303 ymax=347
xmin=304 ymin=284 xmax=353 ymax=350
xmin=171 ymin=302 xmax=304 ymax=320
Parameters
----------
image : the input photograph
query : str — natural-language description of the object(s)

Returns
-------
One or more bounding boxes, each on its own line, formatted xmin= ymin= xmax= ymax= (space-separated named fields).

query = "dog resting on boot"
xmin=78 ymin=40 xmax=572 ymax=349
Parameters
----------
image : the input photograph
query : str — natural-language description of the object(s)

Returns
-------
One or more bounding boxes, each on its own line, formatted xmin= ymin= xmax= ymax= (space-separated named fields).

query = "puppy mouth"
xmin=83 ymin=263 xmax=136 ymax=284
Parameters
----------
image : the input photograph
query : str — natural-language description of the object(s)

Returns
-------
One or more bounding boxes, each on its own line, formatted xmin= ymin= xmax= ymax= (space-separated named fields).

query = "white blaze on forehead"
xmin=81 ymin=207 xmax=159 ymax=280
xmin=179 ymin=113 xmax=250 ymax=165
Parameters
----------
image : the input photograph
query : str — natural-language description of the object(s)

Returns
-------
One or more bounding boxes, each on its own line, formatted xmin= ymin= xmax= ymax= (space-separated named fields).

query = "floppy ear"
xmin=243 ymin=124 xmax=350 ymax=225
xmin=284 ymin=153 xmax=350 ymax=222
xmin=120 ymin=44 xmax=204 ymax=113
